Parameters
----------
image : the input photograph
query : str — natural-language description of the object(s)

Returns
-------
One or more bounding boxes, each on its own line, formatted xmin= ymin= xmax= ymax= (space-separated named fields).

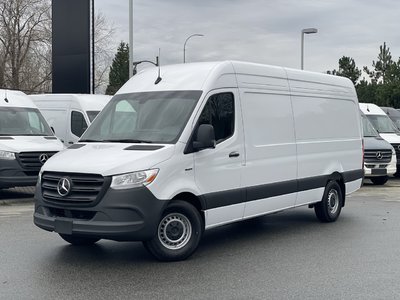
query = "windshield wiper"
xmin=103 ymin=139 xmax=153 ymax=144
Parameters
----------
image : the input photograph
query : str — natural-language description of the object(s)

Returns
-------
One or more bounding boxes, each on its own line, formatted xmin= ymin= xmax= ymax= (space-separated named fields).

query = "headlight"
xmin=110 ymin=169 xmax=159 ymax=190
xmin=0 ymin=150 xmax=16 ymax=160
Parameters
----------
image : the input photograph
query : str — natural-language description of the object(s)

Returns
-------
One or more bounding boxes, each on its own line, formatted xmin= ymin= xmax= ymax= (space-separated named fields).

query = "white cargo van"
xmin=360 ymin=103 xmax=400 ymax=176
xmin=361 ymin=112 xmax=396 ymax=185
xmin=34 ymin=61 xmax=363 ymax=261
xmin=0 ymin=89 xmax=64 ymax=189
xmin=29 ymin=94 xmax=112 ymax=146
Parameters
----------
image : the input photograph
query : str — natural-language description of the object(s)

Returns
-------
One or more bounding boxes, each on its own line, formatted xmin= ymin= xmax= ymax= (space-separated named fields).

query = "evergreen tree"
xmin=106 ymin=42 xmax=130 ymax=95
xmin=327 ymin=56 xmax=361 ymax=85
xmin=364 ymin=42 xmax=394 ymax=84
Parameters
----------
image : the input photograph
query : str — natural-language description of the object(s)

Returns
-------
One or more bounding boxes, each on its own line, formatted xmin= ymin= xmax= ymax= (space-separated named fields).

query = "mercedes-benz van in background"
xmin=34 ymin=61 xmax=363 ymax=261
xmin=361 ymin=112 xmax=396 ymax=185
xmin=0 ymin=89 xmax=64 ymax=189
xmin=360 ymin=103 xmax=400 ymax=176
xmin=30 ymin=94 xmax=112 ymax=146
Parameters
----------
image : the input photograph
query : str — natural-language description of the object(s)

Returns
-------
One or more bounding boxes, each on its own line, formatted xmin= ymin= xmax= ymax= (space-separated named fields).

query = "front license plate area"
xmin=55 ymin=218 xmax=73 ymax=234
xmin=371 ymin=169 xmax=387 ymax=175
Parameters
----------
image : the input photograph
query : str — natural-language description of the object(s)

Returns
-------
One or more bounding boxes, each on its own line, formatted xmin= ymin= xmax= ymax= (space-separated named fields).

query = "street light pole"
xmin=183 ymin=34 xmax=204 ymax=63
xmin=301 ymin=28 xmax=318 ymax=70
xmin=129 ymin=0 xmax=134 ymax=78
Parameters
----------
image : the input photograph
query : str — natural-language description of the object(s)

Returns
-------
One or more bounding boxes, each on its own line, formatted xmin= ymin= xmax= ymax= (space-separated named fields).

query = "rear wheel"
xmin=143 ymin=200 xmax=203 ymax=261
xmin=370 ymin=176 xmax=388 ymax=185
xmin=314 ymin=181 xmax=343 ymax=223
xmin=59 ymin=234 xmax=100 ymax=245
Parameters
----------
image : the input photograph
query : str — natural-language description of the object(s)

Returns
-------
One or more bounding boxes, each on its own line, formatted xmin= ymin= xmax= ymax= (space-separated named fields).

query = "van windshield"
xmin=361 ymin=115 xmax=379 ymax=137
xmin=0 ymin=107 xmax=53 ymax=136
xmin=366 ymin=115 xmax=400 ymax=134
xmin=388 ymin=115 xmax=400 ymax=130
xmin=80 ymin=90 xmax=202 ymax=144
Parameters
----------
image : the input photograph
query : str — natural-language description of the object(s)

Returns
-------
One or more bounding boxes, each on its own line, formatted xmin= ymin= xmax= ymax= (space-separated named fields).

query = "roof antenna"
xmin=154 ymin=48 xmax=162 ymax=85
xmin=4 ymin=90 xmax=9 ymax=103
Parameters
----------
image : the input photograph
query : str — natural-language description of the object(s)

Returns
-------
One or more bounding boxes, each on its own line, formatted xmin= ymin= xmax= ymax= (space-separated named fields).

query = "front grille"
xmin=17 ymin=152 xmax=57 ymax=170
xmin=364 ymin=149 xmax=392 ymax=164
xmin=41 ymin=172 xmax=107 ymax=206
xmin=392 ymin=144 xmax=400 ymax=160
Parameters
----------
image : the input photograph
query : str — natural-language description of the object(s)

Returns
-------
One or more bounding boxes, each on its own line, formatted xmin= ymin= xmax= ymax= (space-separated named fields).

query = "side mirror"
xmin=51 ymin=127 xmax=55 ymax=134
xmin=193 ymin=124 xmax=216 ymax=151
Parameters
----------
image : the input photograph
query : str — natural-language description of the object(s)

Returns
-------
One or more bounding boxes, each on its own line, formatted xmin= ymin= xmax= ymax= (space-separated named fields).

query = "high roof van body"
xmin=0 ymin=90 xmax=64 ymax=189
xmin=34 ymin=61 xmax=363 ymax=261
xmin=29 ymin=94 xmax=112 ymax=146
xmin=360 ymin=103 xmax=400 ymax=176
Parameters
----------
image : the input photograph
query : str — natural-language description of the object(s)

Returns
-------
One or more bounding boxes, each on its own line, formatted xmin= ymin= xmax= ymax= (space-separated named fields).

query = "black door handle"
xmin=229 ymin=151 xmax=240 ymax=158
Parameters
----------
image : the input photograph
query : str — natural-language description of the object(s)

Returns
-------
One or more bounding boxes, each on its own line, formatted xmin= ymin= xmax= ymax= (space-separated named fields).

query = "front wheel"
xmin=370 ymin=176 xmax=388 ymax=185
xmin=314 ymin=181 xmax=343 ymax=223
xmin=143 ymin=200 xmax=203 ymax=261
xmin=59 ymin=234 xmax=100 ymax=245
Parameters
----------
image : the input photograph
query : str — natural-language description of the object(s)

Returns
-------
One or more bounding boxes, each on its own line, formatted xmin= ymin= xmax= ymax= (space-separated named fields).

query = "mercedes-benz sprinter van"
xmin=0 ymin=90 xmax=64 ymax=189
xmin=34 ymin=61 xmax=363 ymax=261
xmin=360 ymin=103 xmax=400 ymax=176
xmin=361 ymin=112 xmax=396 ymax=185
xmin=30 ymin=94 xmax=112 ymax=146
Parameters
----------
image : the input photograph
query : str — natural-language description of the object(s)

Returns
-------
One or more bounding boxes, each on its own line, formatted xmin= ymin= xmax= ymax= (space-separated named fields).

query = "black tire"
xmin=314 ymin=181 xmax=343 ymax=223
xmin=59 ymin=234 xmax=100 ymax=246
xmin=143 ymin=200 xmax=203 ymax=261
xmin=370 ymin=176 xmax=388 ymax=185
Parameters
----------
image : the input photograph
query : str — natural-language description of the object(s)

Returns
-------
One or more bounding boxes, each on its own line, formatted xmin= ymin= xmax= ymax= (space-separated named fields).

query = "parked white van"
xmin=29 ymin=94 xmax=112 ymax=146
xmin=359 ymin=103 xmax=400 ymax=176
xmin=34 ymin=61 xmax=363 ymax=261
xmin=361 ymin=112 xmax=396 ymax=185
xmin=0 ymin=89 xmax=64 ymax=189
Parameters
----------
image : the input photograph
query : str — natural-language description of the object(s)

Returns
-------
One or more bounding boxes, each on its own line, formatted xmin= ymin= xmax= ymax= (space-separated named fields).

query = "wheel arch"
xmin=171 ymin=192 xmax=206 ymax=222
xmin=326 ymin=172 xmax=346 ymax=207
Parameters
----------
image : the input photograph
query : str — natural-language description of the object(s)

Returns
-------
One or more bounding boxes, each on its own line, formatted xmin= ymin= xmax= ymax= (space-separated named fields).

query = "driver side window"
xmin=198 ymin=92 xmax=235 ymax=144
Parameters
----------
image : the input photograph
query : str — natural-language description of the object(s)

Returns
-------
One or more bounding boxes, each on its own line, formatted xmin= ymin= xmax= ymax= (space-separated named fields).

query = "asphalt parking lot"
xmin=1 ymin=179 xmax=400 ymax=299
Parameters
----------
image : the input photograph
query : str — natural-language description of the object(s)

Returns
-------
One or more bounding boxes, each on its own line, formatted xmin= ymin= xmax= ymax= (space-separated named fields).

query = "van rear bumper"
xmin=33 ymin=185 xmax=168 ymax=241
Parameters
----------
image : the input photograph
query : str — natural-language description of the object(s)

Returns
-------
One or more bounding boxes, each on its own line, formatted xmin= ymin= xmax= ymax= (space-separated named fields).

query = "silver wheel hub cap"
xmin=158 ymin=213 xmax=192 ymax=250
xmin=327 ymin=189 xmax=339 ymax=215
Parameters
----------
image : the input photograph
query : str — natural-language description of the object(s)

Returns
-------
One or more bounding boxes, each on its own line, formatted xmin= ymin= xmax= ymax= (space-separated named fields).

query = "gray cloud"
xmin=95 ymin=0 xmax=400 ymax=75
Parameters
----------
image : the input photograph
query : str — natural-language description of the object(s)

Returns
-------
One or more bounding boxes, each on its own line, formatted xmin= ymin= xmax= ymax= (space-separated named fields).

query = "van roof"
xmin=29 ymin=94 xmax=112 ymax=111
xmin=359 ymin=103 xmax=386 ymax=115
xmin=0 ymin=89 xmax=38 ymax=108
xmin=116 ymin=61 xmax=355 ymax=96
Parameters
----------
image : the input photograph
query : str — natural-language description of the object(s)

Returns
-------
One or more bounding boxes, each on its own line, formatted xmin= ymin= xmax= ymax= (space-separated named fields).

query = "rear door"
xmin=193 ymin=89 xmax=245 ymax=228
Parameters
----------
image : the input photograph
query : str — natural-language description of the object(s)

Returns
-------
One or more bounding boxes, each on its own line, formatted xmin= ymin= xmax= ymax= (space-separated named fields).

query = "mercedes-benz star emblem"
xmin=39 ymin=154 xmax=49 ymax=164
xmin=57 ymin=178 xmax=71 ymax=197
xmin=376 ymin=151 xmax=383 ymax=160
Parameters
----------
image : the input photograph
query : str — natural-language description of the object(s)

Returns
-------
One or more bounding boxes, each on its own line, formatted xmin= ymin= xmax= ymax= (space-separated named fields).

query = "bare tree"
xmin=94 ymin=12 xmax=115 ymax=93
xmin=0 ymin=0 xmax=51 ymax=92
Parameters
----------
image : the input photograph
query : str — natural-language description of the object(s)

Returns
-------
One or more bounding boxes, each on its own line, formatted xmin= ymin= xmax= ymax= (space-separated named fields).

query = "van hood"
xmin=42 ymin=143 xmax=175 ymax=176
xmin=0 ymin=136 xmax=64 ymax=153
xmin=364 ymin=136 xmax=393 ymax=151
xmin=379 ymin=133 xmax=400 ymax=144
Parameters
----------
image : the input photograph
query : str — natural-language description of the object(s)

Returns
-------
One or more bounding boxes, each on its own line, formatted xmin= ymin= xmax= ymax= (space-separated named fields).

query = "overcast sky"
xmin=96 ymin=0 xmax=400 ymax=77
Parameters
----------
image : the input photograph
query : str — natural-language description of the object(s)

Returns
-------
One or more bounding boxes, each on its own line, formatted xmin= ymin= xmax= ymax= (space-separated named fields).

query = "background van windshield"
xmin=0 ymin=107 xmax=53 ymax=136
xmin=81 ymin=90 xmax=202 ymax=144
xmin=366 ymin=115 xmax=399 ymax=134
xmin=361 ymin=114 xmax=379 ymax=137
xmin=87 ymin=110 xmax=100 ymax=122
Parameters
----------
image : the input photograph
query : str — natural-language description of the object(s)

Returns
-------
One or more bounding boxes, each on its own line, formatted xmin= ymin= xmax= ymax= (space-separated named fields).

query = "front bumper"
xmin=34 ymin=185 xmax=167 ymax=241
xmin=0 ymin=159 xmax=38 ymax=188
